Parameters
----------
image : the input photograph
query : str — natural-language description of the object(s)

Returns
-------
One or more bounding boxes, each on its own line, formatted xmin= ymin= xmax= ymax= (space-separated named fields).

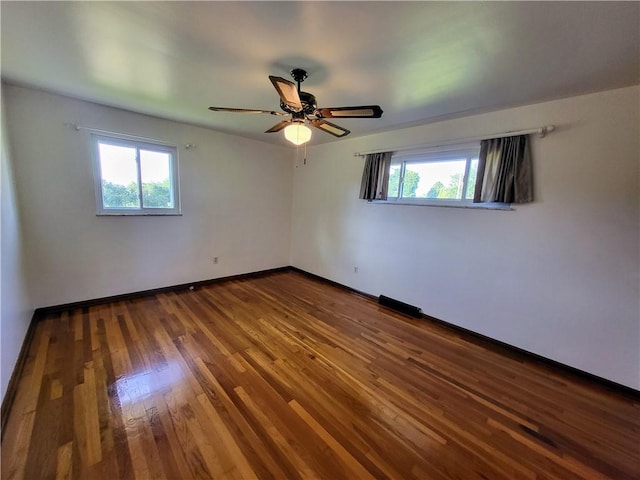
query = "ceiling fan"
xmin=209 ymin=68 xmax=383 ymax=145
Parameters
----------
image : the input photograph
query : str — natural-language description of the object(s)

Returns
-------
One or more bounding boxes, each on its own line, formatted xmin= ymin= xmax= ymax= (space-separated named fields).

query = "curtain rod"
xmin=64 ymin=123 xmax=197 ymax=149
xmin=353 ymin=124 xmax=555 ymax=157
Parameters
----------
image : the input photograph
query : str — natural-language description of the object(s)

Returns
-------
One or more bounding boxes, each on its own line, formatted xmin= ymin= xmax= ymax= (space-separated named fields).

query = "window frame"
xmin=381 ymin=143 xmax=509 ymax=209
xmin=91 ymin=133 xmax=181 ymax=216
xmin=385 ymin=144 xmax=480 ymax=207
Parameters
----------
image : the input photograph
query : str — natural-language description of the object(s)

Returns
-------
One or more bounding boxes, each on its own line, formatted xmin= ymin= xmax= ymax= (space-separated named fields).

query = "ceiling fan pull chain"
xmin=293 ymin=140 xmax=307 ymax=166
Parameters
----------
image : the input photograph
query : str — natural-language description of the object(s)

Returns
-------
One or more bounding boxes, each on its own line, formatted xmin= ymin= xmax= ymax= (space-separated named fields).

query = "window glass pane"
xmin=387 ymin=164 xmax=401 ymax=198
xmin=403 ymin=159 xmax=467 ymax=199
xmin=465 ymin=158 xmax=478 ymax=200
xmin=140 ymin=150 xmax=173 ymax=208
xmin=98 ymin=143 xmax=140 ymax=208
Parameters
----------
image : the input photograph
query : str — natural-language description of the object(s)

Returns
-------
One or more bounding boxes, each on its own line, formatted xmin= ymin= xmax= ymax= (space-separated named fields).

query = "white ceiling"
xmin=1 ymin=1 xmax=638 ymax=146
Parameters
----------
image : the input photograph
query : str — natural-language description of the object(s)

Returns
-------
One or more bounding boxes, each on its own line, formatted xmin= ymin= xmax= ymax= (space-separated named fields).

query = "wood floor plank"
xmin=288 ymin=399 xmax=377 ymax=480
xmin=233 ymin=385 xmax=316 ymax=479
xmin=195 ymin=354 xmax=295 ymax=480
xmin=2 ymin=271 xmax=639 ymax=479
xmin=55 ymin=440 xmax=73 ymax=480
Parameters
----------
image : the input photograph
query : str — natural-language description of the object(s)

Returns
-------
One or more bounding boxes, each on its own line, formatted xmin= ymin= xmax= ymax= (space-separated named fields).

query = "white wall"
xmin=3 ymin=84 xmax=293 ymax=308
xmin=1 ymin=89 xmax=33 ymax=401
xmin=291 ymin=86 xmax=640 ymax=390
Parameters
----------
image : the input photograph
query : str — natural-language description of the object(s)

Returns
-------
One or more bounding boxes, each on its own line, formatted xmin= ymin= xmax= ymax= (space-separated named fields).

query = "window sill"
xmin=369 ymin=200 xmax=513 ymax=211
xmin=96 ymin=212 xmax=183 ymax=216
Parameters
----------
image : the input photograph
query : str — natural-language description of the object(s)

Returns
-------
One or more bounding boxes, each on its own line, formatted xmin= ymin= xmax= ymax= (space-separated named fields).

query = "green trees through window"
xmin=388 ymin=168 xmax=419 ymax=198
xmin=386 ymin=150 xmax=479 ymax=203
xmin=101 ymin=179 xmax=172 ymax=209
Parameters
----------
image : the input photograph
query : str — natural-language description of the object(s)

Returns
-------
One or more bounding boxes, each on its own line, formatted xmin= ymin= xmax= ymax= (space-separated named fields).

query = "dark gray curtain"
xmin=359 ymin=152 xmax=393 ymax=200
xmin=473 ymin=135 xmax=533 ymax=204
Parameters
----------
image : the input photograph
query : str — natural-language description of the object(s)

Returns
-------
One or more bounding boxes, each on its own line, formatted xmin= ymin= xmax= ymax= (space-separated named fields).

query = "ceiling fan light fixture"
xmin=284 ymin=122 xmax=312 ymax=145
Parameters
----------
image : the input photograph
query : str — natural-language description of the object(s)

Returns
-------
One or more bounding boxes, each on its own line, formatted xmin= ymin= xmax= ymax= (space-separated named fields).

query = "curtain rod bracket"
xmin=538 ymin=125 xmax=555 ymax=138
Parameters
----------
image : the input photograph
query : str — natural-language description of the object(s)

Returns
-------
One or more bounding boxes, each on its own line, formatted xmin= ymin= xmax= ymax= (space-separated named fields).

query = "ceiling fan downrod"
xmin=290 ymin=68 xmax=308 ymax=92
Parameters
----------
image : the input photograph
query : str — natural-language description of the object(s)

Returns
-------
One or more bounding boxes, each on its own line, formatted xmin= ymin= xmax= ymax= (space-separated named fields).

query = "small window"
xmin=386 ymin=145 xmax=480 ymax=206
xmin=91 ymin=134 xmax=180 ymax=215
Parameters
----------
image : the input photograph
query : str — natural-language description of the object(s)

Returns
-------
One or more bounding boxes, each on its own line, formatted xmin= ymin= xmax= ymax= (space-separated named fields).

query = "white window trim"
xmin=91 ymin=133 xmax=181 ymax=216
xmin=369 ymin=199 xmax=514 ymax=210
xmin=382 ymin=143 xmax=510 ymax=210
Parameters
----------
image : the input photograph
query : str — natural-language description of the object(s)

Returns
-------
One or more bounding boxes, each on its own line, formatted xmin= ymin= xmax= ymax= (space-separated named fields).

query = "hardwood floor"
xmin=2 ymin=270 xmax=638 ymax=479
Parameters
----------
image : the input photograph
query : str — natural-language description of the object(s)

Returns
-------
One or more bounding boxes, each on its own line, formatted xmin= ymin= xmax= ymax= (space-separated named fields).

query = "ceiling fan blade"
xmin=311 ymin=119 xmax=351 ymax=138
xmin=209 ymin=107 xmax=286 ymax=116
xmin=265 ymin=120 xmax=291 ymax=133
xmin=269 ymin=76 xmax=303 ymax=112
xmin=317 ymin=105 xmax=383 ymax=119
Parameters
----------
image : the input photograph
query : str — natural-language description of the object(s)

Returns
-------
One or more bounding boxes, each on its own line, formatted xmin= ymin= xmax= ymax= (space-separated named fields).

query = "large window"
xmin=386 ymin=145 xmax=480 ymax=206
xmin=91 ymin=134 xmax=180 ymax=215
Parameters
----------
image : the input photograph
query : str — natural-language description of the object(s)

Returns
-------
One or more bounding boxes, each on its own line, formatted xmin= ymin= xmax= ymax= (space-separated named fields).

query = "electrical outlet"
xmin=213 ymin=257 xmax=219 ymax=264
xmin=354 ymin=266 xmax=359 ymax=273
